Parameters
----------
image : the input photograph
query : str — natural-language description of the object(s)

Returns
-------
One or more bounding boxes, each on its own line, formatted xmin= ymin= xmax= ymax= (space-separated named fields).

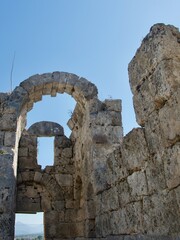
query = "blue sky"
xmin=0 ymin=0 xmax=180 ymax=226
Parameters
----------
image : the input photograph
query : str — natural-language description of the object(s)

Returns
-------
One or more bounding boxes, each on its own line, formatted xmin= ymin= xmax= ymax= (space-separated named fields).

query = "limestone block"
xmin=92 ymin=161 xmax=109 ymax=194
xmin=19 ymin=131 xmax=37 ymax=147
xmin=5 ymin=86 xmax=29 ymax=114
xmin=27 ymin=101 xmax=34 ymax=111
xmin=74 ymin=77 xmax=98 ymax=100
xmin=106 ymin=147 xmax=128 ymax=185
xmin=159 ymin=90 xmax=180 ymax=146
xmin=28 ymin=144 xmax=37 ymax=157
xmin=0 ymin=93 xmax=9 ymax=104
xmin=34 ymin=171 xmax=42 ymax=183
xmin=41 ymin=173 xmax=52 ymax=185
xmin=43 ymin=82 xmax=53 ymax=95
xmin=0 ymin=187 xmax=12 ymax=212
xmin=44 ymin=223 xmax=57 ymax=238
xmin=92 ymin=125 xmax=123 ymax=144
xmin=87 ymin=98 xmax=105 ymax=114
xmin=44 ymin=210 xmax=59 ymax=224
xmin=66 ymin=200 xmax=75 ymax=209
xmin=55 ymin=174 xmax=73 ymax=187
xmin=117 ymin=180 xmax=131 ymax=207
xmin=131 ymin=60 xmax=180 ymax=126
xmin=163 ymin=143 xmax=180 ymax=189
xmin=33 ymin=91 xmax=42 ymax=102
xmin=20 ymin=74 xmax=41 ymax=92
xmin=41 ymin=192 xmax=52 ymax=211
xmin=55 ymin=72 xmax=68 ymax=93
xmin=59 ymin=210 xmax=65 ymax=222
xmin=45 ymin=178 xmax=64 ymax=200
xmin=90 ymin=111 xmax=122 ymax=127
xmin=54 ymin=135 xmax=72 ymax=148
xmin=121 ymin=128 xmax=149 ymax=171
xmin=0 ymin=213 xmax=14 ymax=239
xmin=101 ymin=187 xmax=119 ymax=213
xmin=61 ymin=147 xmax=73 ymax=158
xmin=0 ymin=113 xmax=17 ymax=131
xmin=18 ymin=147 xmax=28 ymax=157
xmin=21 ymin=171 xmax=35 ymax=182
xmin=51 ymin=82 xmax=59 ymax=97
xmin=110 ymin=209 xmax=128 ymax=235
xmin=96 ymin=213 xmax=111 ymax=237
xmin=65 ymin=209 xmax=77 ymax=222
xmin=18 ymin=156 xmax=38 ymax=169
xmin=65 ymin=74 xmax=79 ymax=94
xmin=95 ymin=194 xmax=102 ymax=215
xmin=132 ymin=79 xmax=155 ymax=126
xmin=51 ymin=89 xmax=57 ymax=97
xmin=0 ymin=154 xmax=15 ymax=185
xmin=85 ymin=219 xmax=96 ymax=238
xmin=129 ymin=24 xmax=180 ymax=93
xmin=44 ymin=166 xmax=54 ymax=174
xmin=142 ymin=191 xmax=180 ymax=235
xmin=56 ymin=222 xmax=84 ymax=238
xmin=84 ymin=200 xmax=95 ymax=219
xmin=144 ymin=111 xmax=164 ymax=155
xmin=127 ymin=171 xmax=148 ymax=197
xmin=52 ymin=200 xmax=65 ymax=211
xmin=16 ymin=196 xmax=41 ymax=212
xmin=125 ymin=201 xmax=143 ymax=234
xmin=77 ymin=208 xmax=85 ymax=222
xmin=149 ymin=59 xmax=180 ymax=107
xmin=104 ymin=99 xmax=122 ymax=112
xmin=24 ymin=185 xmax=39 ymax=198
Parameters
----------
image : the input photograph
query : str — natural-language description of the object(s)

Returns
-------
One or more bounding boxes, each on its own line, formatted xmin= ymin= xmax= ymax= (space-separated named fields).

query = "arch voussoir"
xmin=18 ymin=71 xmax=98 ymax=113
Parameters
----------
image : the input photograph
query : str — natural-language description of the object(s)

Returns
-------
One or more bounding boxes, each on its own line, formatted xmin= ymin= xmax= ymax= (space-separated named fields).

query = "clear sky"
xmin=0 ymin=0 xmax=180 ymax=226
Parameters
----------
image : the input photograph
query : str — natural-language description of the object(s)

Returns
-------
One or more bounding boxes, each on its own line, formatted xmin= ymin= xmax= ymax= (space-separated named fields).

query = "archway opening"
xmin=27 ymin=94 xmax=76 ymax=137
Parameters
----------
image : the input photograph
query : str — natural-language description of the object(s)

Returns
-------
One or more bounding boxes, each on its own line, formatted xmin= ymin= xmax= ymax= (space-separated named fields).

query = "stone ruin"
xmin=0 ymin=23 xmax=180 ymax=240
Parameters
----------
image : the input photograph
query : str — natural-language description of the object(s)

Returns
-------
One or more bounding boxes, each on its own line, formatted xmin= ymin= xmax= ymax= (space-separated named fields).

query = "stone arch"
xmin=15 ymin=71 xmax=98 ymax=113
xmin=17 ymin=171 xmax=64 ymax=210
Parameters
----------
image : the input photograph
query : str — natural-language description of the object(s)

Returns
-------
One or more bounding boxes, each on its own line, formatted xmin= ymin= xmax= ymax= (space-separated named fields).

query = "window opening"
xmin=27 ymin=94 xmax=76 ymax=137
xmin=15 ymin=213 xmax=44 ymax=239
xmin=37 ymin=137 xmax=54 ymax=169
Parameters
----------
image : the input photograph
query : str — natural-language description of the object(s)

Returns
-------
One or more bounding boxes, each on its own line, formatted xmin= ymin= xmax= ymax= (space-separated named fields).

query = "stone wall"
xmin=0 ymin=23 xmax=179 ymax=240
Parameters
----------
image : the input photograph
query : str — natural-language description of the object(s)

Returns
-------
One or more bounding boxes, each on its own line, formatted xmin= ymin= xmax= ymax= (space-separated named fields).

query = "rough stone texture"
xmin=0 ymin=23 xmax=179 ymax=240
xmin=28 ymin=121 xmax=64 ymax=136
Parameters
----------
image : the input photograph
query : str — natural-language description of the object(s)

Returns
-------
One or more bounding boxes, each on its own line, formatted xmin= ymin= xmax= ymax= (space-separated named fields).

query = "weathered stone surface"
xmin=4 ymin=132 xmax=16 ymax=147
xmin=159 ymin=89 xmax=180 ymax=146
xmin=121 ymin=128 xmax=149 ymax=171
xmin=28 ymin=121 xmax=64 ymax=136
xmin=143 ymin=191 xmax=180 ymax=235
xmin=127 ymin=171 xmax=148 ymax=197
xmin=129 ymin=24 xmax=180 ymax=93
xmin=163 ymin=143 xmax=180 ymax=189
xmin=0 ymin=23 xmax=180 ymax=240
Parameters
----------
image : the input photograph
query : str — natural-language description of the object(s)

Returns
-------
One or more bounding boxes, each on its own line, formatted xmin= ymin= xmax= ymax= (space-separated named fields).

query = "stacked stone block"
xmin=0 ymin=23 xmax=179 ymax=239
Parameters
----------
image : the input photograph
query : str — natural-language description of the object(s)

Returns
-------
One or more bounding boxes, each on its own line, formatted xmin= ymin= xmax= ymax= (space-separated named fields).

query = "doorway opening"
xmin=15 ymin=212 xmax=44 ymax=239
